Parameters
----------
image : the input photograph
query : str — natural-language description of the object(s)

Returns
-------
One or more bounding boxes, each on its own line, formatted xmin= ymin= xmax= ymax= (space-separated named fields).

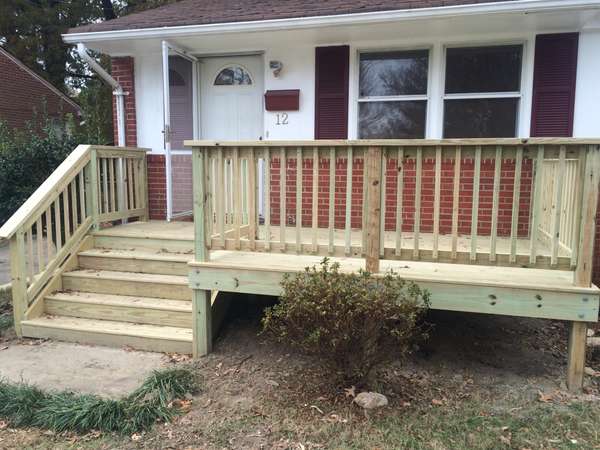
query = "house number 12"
xmin=276 ymin=113 xmax=289 ymax=125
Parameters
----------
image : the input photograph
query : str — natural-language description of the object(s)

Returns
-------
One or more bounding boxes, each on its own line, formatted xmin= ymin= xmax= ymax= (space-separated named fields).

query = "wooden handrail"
xmin=185 ymin=138 xmax=600 ymax=148
xmin=0 ymin=144 xmax=149 ymax=336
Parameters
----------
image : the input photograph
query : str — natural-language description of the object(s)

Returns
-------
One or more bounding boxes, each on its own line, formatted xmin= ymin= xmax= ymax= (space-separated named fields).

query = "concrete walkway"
xmin=0 ymin=340 xmax=167 ymax=397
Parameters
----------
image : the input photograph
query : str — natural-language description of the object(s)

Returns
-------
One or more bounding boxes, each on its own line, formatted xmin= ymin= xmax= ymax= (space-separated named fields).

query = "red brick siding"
xmin=110 ymin=57 xmax=137 ymax=146
xmin=268 ymin=156 xmax=532 ymax=238
xmin=0 ymin=49 xmax=79 ymax=131
xmin=147 ymin=155 xmax=167 ymax=220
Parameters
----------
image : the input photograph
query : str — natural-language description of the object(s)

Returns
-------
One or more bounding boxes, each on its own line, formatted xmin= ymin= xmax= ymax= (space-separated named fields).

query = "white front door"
xmin=200 ymin=55 xmax=264 ymax=140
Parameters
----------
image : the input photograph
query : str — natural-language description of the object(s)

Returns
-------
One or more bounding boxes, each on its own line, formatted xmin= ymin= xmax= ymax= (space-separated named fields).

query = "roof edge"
xmin=0 ymin=46 xmax=81 ymax=114
xmin=63 ymin=0 xmax=600 ymax=44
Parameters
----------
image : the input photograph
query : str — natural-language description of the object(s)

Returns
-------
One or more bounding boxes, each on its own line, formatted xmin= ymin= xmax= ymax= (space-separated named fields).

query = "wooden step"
xmin=45 ymin=292 xmax=192 ymax=328
xmin=93 ymin=233 xmax=193 ymax=253
xmin=62 ymin=270 xmax=191 ymax=301
xmin=21 ymin=316 xmax=192 ymax=354
xmin=78 ymin=248 xmax=189 ymax=276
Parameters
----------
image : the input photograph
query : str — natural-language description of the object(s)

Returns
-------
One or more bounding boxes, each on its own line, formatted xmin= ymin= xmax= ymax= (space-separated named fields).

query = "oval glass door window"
xmin=214 ymin=65 xmax=253 ymax=85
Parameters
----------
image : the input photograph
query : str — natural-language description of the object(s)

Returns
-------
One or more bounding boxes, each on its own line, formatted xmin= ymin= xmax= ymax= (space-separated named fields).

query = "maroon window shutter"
xmin=315 ymin=45 xmax=349 ymax=139
xmin=531 ymin=33 xmax=579 ymax=137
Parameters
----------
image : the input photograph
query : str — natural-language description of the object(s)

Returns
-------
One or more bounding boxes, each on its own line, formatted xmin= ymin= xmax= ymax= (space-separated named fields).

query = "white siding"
xmin=573 ymin=30 xmax=600 ymax=138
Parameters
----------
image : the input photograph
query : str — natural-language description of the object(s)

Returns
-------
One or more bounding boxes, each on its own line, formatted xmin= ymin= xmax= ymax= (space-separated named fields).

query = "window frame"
xmin=213 ymin=63 xmax=254 ymax=86
xmin=356 ymin=46 xmax=432 ymax=139
xmin=441 ymin=42 xmax=526 ymax=138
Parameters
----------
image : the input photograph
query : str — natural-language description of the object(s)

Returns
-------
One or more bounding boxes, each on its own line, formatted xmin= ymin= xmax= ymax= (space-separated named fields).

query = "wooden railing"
xmin=189 ymin=139 xmax=600 ymax=284
xmin=0 ymin=145 xmax=148 ymax=335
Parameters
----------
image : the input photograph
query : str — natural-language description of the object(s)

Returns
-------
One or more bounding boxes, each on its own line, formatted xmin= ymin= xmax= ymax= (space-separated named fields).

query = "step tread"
xmin=79 ymin=248 xmax=192 ymax=262
xmin=22 ymin=316 xmax=192 ymax=342
xmin=46 ymin=291 xmax=192 ymax=312
xmin=62 ymin=269 xmax=188 ymax=285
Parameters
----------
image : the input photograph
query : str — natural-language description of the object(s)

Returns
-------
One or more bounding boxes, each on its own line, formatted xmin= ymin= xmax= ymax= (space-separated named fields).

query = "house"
xmin=0 ymin=46 xmax=81 ymax=132
xmin=0 ymin=0 xmax=599 ymax=392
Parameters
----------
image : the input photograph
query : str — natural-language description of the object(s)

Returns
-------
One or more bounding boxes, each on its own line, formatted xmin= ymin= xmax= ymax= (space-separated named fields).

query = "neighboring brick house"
xmin=0 ymin=46 xmax=80 ymax=131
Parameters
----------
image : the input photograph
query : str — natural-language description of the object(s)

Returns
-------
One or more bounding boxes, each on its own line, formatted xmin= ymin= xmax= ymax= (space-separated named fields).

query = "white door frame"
xmin=162 ymin=40 xmax=199 ymax=221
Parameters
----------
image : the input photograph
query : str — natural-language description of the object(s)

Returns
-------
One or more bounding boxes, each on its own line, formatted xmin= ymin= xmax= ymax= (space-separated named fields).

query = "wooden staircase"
xmin=20 ymin=224 xmax=204 ymax=354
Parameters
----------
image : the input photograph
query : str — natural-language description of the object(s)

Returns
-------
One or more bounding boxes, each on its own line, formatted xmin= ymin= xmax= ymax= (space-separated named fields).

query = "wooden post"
xmin=191 ymin=147 xmax=212 ymax=358
xmin=568 ymin=145 xmax=600 ymax=391
xmin=9 ymin=232 xmax=27 ymax=337
xmin=138 ymin=154 xmax=149 ymax=221
xmin=365 ymin=146 xmax=382 ymax=273
xmin=85 ymin=148 xmax=99 ymax=231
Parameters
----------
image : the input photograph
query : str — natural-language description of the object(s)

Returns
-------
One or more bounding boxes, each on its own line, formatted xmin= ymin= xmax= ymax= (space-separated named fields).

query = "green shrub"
xmin=262 ymin=259 xmax=430 ymax=385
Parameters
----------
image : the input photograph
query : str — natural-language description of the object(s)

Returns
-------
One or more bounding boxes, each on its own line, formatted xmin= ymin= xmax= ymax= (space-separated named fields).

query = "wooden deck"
xmin=94 ymin=221 xmax=598 ymax=322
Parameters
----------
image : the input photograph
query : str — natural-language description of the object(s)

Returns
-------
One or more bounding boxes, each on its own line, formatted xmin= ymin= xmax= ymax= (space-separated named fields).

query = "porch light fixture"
xmin=269 ymin=60 xmax=283 ymax=77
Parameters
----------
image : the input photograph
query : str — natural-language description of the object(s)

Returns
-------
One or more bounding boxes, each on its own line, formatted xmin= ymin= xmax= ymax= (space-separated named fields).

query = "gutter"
xmin=62 ymin=0 xmax=600 ymax=43
xmin=76 ymin=43 xmax=125 ymax=147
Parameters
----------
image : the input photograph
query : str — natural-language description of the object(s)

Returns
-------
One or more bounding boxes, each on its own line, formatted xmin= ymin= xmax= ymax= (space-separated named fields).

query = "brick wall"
xmin=147 ymin=155 xmax=167 ymax=220
xmin=0 ymin=48 xmax=80 ymax=131
xmin=268 ymin=156 xmax=532 ymax=239
xmin=110 ymin=57 xmax=137 ymax=147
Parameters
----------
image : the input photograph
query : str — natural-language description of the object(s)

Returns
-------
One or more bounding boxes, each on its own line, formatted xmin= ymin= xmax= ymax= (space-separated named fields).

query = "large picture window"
xmin=443 ymin=44 xmax=523 ymax=138
xmin=358 ymin=50 xmax=429 ymax=139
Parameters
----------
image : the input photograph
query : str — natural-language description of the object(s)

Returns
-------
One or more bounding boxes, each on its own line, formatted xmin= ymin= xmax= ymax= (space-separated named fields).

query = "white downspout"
xmin=76 ymin=43 xmax=126 ymax=147
xmin=77 ymin=43 xmax=127 ymax=221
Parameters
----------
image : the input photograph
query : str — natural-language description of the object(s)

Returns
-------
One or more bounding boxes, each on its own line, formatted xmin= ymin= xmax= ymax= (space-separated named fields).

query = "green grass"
xmin=0 ymin=368 xmax=198 ymax=434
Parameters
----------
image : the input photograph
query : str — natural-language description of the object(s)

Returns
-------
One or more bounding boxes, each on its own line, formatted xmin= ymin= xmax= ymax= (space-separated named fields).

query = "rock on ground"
xmin=353 ymin=392 xmax=389 ymax=409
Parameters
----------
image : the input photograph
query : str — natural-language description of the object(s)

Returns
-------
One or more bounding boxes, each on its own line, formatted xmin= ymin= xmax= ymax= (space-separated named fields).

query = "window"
xmin=443 ymin=45 xmax=523 ymax=138
xmin=358 ymin=50 xmax=429 ymax=139
xmin=214 ymin=65 xmax=252 ymax=85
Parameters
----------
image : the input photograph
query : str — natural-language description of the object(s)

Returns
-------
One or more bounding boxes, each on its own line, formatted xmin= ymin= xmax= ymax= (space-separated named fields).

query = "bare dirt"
xmin=1 ymin=296 xmax=599 ymax=449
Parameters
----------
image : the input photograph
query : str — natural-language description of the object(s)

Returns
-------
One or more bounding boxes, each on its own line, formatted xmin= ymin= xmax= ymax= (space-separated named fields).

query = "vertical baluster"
xmin=379 ymin=149 xmax=387 ymax=257
xmin=451 ymin=146 xmax=461 ymax=260
xmin=216 ymin=149 xmax=225 ymax=248
xmin=311 ymin=147 xmax=319 ymax=253
xmin=45 ymin=206 xmax=53 ymax=260
xmin=102 ymin=158 xmax=109 ymax=214
xmin=248 ymin=148 xmax=257 ymax=250
xmin=109 ymin=158 xmax=116 ymax=212
xmin=510 ymin=146 xmax=524 ymax=263
xmin=470 ymin=146 xmax=482 ymax=262
xmin=78 ymin=172 xmax=85 ymax=222
xmin=233 ymin=147 xmax=242 ymax=250
xmin=490 ymin=145 xmax=503 ymax=262
xmin=328 ymin=147 xmax=335 ymax=255
xmin=280 ymin=147 xmax=286 ymax=250
xmin=432 ymin=146 xmax=442 ymax=260
xmin=413 ymin=147 xmax=422 ymax=259
xmin=570 ymin=147 xmax=586 ymax=267
xmin=128 ymin=159 xmax=135 ymax=211
xmin=395 ymin=147 xmax=404 ymax=256
xmin=35 ymin=218 xmax=44 ymax=272
xmin=361 ymin=148 xmax=369 ymax=254
xmin=344 ymin=147 xmax=353 ymax=256
xmin=63 ymin=187 xmax=71 ymax=240
xmin=54 ymin=199 xmax=62 ymax=251
xmin=295 ymin=147 xmax=303 ymax=253
xmin=264 ymin=148 xmax=271 ymax=251
xmin=551 ymin=145 xmax=566 ymax=265
xmin=529 ymin=145 xmax=544 ymax=264
xmin=27 ymin=228 xmax=34 ymax=279
xmin=70 ymin=180 xmax=78 ymax=229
